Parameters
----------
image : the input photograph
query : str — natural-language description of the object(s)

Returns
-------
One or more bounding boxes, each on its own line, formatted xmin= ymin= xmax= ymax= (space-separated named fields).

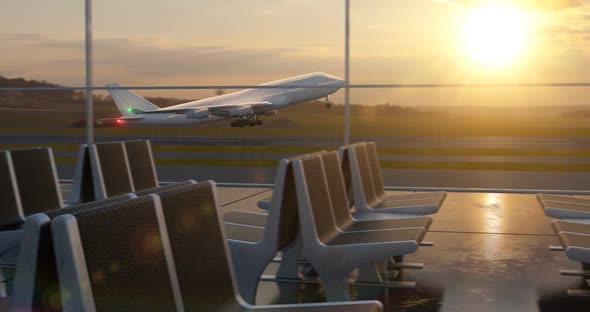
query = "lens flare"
xmin=463 ymin=4 xmax=528 ymax=66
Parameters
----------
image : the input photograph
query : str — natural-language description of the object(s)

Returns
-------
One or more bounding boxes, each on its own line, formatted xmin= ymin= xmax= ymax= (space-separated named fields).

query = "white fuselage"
xmin=132 ymin=72 xmax=344 ymax=126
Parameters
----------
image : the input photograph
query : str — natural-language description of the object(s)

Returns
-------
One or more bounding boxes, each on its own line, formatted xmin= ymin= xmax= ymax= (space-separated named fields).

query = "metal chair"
xmin=89 ymin=141 xmax=135 ymax=200
xmin=537 ymin=194 xmax=590 ymax=220
xmin=254 ymin=152 xmax=327 ymax=212
xmin=10 ymin=147 xmax=63 ymax=214
xmin=0 ymin=151 xmax=23 ymax=231
xmin=124 ymin=140 xmax=159 ymax=191
xmin=154 ymin=181 xmax=383 ymax=311
xmin=70 ymin=145 xmax=95 ymax=204
xmin=364 ymin=142 xmax=446 ymax=202
xmin=2 ymin=147 xmax=64 ymax=276
xmin=320 ymin=151 xmax=433 ymax=280
xmin=52 ymin=195 xmax=182 ymax=312
xmin=343 ymin=143 xmax=443 ymax=215
xmin=293 ymin=155 xmax=426 ymax=301
xmin=222 ymin=154 xmax=321 ymax=304
xmin=556 ymin=230 xmax=590 ymax=297
xmin=321 ymin=151 xmax=432 ymax=233
xmin=11 ymin=193 xmax=136 ymax=312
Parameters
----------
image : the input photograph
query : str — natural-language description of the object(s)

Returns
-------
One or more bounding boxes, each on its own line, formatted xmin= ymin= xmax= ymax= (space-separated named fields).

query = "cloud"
xmin=435 ymin=0 xmax=584 ymax=10
xmin=0 ymin=33 xmax=43 ymax=41
xmin=0 ymin=32 xmax=344 ymax=90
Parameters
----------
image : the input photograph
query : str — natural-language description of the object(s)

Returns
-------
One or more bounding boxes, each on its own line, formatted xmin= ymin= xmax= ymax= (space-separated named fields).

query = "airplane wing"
xmin=157 ymin=101 xmax=272 ymax=113
xmin=156 ymin=101 xmax=273 ymax=118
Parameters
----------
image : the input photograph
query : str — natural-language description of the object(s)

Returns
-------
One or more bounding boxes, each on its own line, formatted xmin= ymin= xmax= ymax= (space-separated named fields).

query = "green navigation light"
xmin=127 ymin=107 xmax=134 ymax=112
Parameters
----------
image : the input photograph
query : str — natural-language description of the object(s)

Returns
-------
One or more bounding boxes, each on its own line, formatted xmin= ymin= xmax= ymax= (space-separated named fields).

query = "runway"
xmin=1 ymin=132 xmax=590 ymax=149
xmin=4 ymin=132 xmax=590 ymax=190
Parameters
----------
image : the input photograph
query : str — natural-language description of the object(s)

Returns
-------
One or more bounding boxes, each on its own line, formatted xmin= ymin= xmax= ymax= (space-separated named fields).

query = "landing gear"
xmin=230 ymin=114 xmax=263 ymax=128
xmin=325 ymin=96 xmax=333 ymax=109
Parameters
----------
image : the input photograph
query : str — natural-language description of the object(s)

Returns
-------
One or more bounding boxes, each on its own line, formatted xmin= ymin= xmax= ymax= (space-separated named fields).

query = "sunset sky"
xmin=2 ymin=0 xmax=590 ymax=106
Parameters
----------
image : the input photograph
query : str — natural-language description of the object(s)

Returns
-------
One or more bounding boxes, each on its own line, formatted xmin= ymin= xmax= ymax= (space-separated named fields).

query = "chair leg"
xmin=321 ymin=274 xmax=351 ymax=302
xmin=228 ymin=242 xmax=273 ymax=305
xmin=357 ymin=261 xmax=383 ymax=283
xmin=233 ymin=257 xmax=267 ymax=304
xmin=276 ymin=240 xmax=302 ymax=279
xmin=0 ymin=269 xmax=8 ymax=298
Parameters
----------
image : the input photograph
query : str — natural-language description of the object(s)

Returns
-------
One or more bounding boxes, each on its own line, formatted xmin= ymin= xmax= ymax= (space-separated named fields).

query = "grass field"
xmin=4 ymin=109 xmax=590 ymax=172
xmin=33 ymin=143 xmax=590 ymax=172
xmin=2 ymin=109 xmax=590 ymax=137
xmin=50 ymin=155 xmax=590 ymax=172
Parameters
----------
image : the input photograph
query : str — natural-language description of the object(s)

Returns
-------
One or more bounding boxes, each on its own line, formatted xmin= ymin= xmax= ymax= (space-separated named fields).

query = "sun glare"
xmin=463 ymin=4 xmax=528 ymax=66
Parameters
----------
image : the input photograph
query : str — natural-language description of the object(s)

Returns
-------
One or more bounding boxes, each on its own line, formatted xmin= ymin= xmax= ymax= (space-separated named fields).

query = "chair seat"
xmin=538 ymin=194 xmax=590 ymax=206
xmin=542 ymin=200 xmax=590 ymax=219
xmin=552 ymin=220 xmax=590 ymax=235
xmin=327 ymin=228 xmax=425 ymax=246
xmin=379 ymin=191 xmax=446 ymax=202
xmin=244 ymin=303 xmax=382 ymax=312
xmin=224 ymin=211 xmax=267 ymax=227
xmin=559 ymin=232 xmax=590 ymax=263
xmin=224 ymin=223 xmax=264 ymax=243
xmin=341 ymin=217 xmax=431 ymax=232
xmin=371 ymin=197 xmax=442 ymax=214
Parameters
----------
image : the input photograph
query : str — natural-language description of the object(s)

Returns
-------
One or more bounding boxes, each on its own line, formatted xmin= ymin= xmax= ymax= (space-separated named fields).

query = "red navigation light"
xmin=116 ymin=118 xmax=123 ymax=125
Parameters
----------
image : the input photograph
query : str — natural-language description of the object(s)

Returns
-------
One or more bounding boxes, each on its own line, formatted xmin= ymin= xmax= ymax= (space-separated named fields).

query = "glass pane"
xmin=350 ymin=0 xmax=590 ymax=190
xmin=0 ymin=0 xmax=85 ymax=180
xmin=92 ymin=0 xmax=344 ymax=183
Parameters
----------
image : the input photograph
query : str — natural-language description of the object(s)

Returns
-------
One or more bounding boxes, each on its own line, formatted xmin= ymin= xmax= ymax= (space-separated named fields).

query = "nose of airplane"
xmin=323 ymin=73 xmax=345 ymax=86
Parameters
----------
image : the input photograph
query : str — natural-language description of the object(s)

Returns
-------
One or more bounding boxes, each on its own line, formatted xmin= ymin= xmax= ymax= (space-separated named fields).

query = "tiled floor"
xmin=1 ymin=187 xmax=589 ymax=311
xmin=223 ymin=189 xmax=590 ymax=312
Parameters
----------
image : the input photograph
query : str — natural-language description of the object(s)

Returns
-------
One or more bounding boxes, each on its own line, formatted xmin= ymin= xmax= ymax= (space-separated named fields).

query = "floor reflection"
xmin=243 ymin=192 xmax=590 ymax=311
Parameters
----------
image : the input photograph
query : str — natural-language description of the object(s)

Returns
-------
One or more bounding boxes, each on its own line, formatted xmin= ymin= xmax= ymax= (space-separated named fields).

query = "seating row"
xmin=2 ymin=139 xmax=444 ymax=310
xmin=0 ymin=140 xmax=158 ymax=297
xmin=0 ymin=139 xmax=157 ymax=234
xmin=537 ymin=193 xmax=590 ymax=296
xmin=12 ymin=180 xmax=382 ymax=311
xmin=71 ymin=139 xmax=159 ymax=203
xmin=255 ymin=141 xmax=446 ymax=218
xmin=223 ymin=142 xmax=446 ymax=303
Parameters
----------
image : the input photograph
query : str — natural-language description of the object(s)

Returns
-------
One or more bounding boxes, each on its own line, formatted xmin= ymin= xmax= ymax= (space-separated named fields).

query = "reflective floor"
xmin=221 ymin=189 xmax=590 ymax=312
xmin=1 ymin=188 xmax=589 ymax=311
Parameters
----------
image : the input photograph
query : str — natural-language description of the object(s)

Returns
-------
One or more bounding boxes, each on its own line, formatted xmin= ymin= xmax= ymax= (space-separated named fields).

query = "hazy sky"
xmin=2 ymin=0 xmax=590 ymax=106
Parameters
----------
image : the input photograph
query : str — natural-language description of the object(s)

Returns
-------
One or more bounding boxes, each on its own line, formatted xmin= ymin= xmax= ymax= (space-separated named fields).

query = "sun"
xmin=463 ymin=4 xmax=528 ymax=66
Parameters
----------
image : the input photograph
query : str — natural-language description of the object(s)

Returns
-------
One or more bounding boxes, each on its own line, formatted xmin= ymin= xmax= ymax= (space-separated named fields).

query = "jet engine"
xmin=212 ymin=105 xmax=253 ymax=118
xmin=185 ymin=109 xmax=210 ymax=119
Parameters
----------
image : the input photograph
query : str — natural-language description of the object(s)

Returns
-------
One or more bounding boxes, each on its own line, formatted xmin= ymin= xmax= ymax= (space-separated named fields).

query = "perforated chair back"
xmin=351 ymin=144 xmax=377 ymax=205
xmin=71 ymin=145 xmax=96 ymax=203
xmin=154 ymin=181 xmax=241 ymax=311
xmin=297 ymin=155 xmax=338 ymax=243
xmin=366 ymin=142 xmax=386 ymax=198
xmin=52 ymin=195 xmax=182 ymax=312
xmin=272 ymin=158 xmax=303 ymax=251
xmin=0 ymin=151 xmax=23 ymax=229
xmin=338 ymin=142 xmax=365 ymax=207
xmin=89 ymin=142 xmax=135 ymax=199
xmin=321 ymin=152 xmax=354 ymax=228
xmin=124 ymin=140 xmax=159 ymax=191
xmin=11 ymin=147 xmax=63 ymax=215
xmin=11 ymin=193 xmax=136 ymax=312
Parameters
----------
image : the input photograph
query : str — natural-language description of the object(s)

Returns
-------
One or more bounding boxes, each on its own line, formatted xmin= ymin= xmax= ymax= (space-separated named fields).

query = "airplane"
xmin=99 ymin=72 xmax=344 ymax=128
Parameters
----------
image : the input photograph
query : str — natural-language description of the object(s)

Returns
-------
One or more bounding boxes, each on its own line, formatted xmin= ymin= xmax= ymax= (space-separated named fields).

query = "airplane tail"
xmin=106 ymin=83 xmax=160 ymax=116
